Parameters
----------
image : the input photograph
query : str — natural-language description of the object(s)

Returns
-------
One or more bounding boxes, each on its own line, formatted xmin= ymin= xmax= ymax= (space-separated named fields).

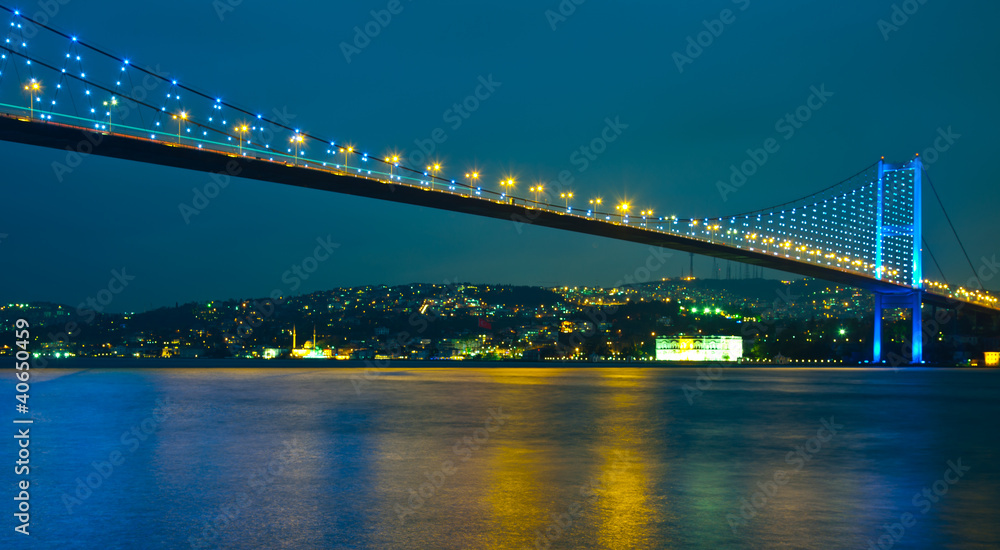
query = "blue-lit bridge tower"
xmin=872 ymin=157 xmax=923 ymax=364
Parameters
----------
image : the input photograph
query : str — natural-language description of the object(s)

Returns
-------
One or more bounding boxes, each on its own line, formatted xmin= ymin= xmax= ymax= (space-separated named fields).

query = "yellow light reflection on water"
xmin=478 ymin=369 xmax=559 ymax=548
xmin=592 ymin=368 xmax=657 ymax=549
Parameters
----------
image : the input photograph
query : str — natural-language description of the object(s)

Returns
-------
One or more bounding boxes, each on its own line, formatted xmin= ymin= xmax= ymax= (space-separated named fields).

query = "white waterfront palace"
xmin=655 ymin=335 xmax=744 ymax=362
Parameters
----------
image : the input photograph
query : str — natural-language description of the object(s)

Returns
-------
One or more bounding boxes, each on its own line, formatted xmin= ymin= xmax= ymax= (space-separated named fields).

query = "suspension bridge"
xmin=0 ymin=6 xmax=996 ymax=364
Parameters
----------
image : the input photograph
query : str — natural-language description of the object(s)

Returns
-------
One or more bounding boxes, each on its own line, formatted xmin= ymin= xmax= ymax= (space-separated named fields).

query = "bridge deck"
xmin=0 ymin=115 xmax=995 ymax=314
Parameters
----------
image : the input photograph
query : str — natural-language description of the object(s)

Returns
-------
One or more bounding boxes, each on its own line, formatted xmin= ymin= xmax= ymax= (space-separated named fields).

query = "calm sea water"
xmin=2 ymin=360 xmax=999 ymax=549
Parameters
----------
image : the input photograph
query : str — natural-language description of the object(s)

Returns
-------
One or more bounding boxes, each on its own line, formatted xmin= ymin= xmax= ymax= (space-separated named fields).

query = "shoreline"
xmin=10 ymin=357 xmax=991 ymax=369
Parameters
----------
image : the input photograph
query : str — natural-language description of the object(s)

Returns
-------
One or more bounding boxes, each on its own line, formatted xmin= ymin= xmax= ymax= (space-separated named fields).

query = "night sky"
xmin=2 ymin=0 xmax=998 ymax=312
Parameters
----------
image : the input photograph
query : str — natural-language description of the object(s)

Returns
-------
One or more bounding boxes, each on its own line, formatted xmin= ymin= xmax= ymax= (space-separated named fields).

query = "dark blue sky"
xmin=2 ymin=0 xmax=998 ymax=312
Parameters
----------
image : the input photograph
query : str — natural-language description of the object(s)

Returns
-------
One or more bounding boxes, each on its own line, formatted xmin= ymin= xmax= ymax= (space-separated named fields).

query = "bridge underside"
xmin=0 ymin=115 xmax=989 ymax=317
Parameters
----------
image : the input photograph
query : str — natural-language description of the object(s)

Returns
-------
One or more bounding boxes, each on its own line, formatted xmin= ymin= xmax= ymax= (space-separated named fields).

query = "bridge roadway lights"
xmin=3 ymin=116 xmax=994 ymax=322
xmin=873 ymin=290 xmax=923 ymax=365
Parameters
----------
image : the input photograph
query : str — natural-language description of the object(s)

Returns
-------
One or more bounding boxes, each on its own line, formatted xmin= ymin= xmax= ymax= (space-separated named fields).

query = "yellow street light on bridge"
xmin=102 ymin=96 xmax=118 ymax=127
xmin=427 ymin=163 xmax=442 ymax=185
xmin=290 ymin=133 xmax=305 ymax=165
xmin=640 ymin=209 xmax=653 ymax=227
xmin=530 ymin=184 xmax=544 ymax=204
xmin=235 ymin=124 xmax=249 ymax=155
xmin=499 ymin=177 xmax=515 ymax=201
xmin=388 ymin=154 xmax=400 ymax=179
xmin=24 ymin=79 xmax=41 ymax=119
xmin=340 ymin=145 xmax=355 ymax=171
xmin=617 ymin=201 xmax=631 ymax=222
xmin=560 ymin=191 xmax=574 ymax=209
xmin=466 ymin=171 xmax=481 ymax=193
xmin=172 ymin=111 xmax=188 ymax=143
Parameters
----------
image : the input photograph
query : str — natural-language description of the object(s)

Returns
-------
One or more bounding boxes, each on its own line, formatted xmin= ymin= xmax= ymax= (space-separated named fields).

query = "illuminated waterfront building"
xmin=655 ymin=335 xmax=743 ymax=362
xmin=290 ymin=325 xmax=332 ymax=359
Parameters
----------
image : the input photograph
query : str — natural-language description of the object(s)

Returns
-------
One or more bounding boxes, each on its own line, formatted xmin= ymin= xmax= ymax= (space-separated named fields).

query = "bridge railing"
xmin=5 ymin=100 xmax=999 ymax=312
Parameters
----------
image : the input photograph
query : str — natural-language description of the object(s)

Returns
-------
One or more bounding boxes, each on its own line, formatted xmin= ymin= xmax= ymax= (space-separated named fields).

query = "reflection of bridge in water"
xmin=0 ymin=6 xmax=996 ymax=363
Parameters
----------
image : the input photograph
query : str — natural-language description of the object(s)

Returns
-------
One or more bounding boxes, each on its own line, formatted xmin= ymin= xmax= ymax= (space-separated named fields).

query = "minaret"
xmin=313 ymin=324 xmax=317 ymax=348
xmin=292 ymin=325 xmax=297 ymax=349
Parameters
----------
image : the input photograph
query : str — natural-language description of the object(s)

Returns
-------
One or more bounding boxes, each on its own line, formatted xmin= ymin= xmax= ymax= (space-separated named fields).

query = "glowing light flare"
xmin=23 ymin=79 xmax=42 ymax=118
xmin=616 ymin=202 xmax=631 ymax=214
xmin=385 ymin=154 xmax=401 ymax=179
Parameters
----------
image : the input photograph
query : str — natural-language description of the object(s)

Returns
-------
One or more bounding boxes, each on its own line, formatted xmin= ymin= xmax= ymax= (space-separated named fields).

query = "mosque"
xmin=290 ymin=325 xmax=332 ymax=359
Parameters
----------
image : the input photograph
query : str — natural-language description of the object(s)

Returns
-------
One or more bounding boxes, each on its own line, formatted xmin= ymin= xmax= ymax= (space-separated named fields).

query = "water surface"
xmin=3 ymin=362 xmax=998 ymax=549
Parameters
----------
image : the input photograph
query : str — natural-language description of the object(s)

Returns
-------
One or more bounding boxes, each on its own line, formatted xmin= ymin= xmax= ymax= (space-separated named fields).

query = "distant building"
xmin=289 ymin=325 xmax=332 ymax=359
xmin=986 ymin=352 xmax=999 ymax=367
xmin=263 ymin=348 xmax=287 ymax=360
xmin=655 ymin=335 xmax=743 ymax=362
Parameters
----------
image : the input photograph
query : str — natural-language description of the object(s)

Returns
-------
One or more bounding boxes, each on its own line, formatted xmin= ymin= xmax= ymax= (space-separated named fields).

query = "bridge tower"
xmin=872 ymin=157 xmax=923 ymax=364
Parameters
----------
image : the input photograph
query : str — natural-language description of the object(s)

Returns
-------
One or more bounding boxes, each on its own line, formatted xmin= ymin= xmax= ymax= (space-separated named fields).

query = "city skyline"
xmin=6 ymin=277 xmax=993 ymax=366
